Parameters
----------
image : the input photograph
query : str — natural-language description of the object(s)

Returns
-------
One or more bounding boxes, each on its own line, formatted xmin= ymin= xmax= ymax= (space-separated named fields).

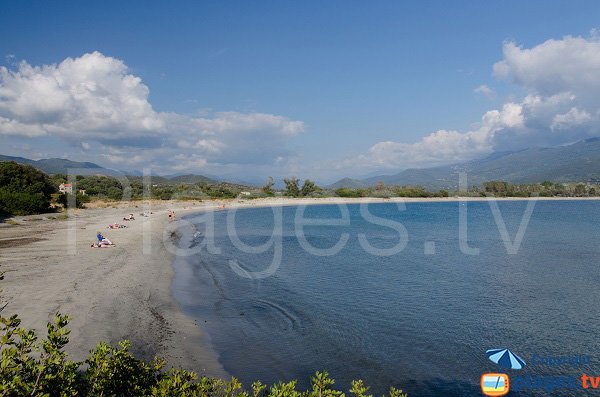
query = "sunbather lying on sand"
xmin=123 ymin=214 xmax=135 ymax=221
xmin=90 ymin=242 xmax=115 ymax=248
xmin=107 ymin=223 xmax=127 ymax=229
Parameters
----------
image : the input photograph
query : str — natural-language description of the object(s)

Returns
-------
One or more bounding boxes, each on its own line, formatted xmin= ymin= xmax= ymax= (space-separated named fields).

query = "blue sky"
xmin=2 ymin=1 xmax=600 ymax=183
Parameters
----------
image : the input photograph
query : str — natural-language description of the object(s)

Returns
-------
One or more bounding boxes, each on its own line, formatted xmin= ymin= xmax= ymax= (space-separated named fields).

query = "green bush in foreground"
xmin=0 ymin=312 xmax=408 ymax=397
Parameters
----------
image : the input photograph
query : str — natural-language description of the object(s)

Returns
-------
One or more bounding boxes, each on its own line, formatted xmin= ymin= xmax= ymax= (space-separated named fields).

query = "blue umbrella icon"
xmin=486 ymin=348 xmax=526 ymax=369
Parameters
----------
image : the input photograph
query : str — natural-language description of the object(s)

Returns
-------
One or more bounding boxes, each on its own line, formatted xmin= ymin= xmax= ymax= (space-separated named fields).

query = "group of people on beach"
xmin=90 ymin=208 xmax=191 ymax=248
xmin=92 ymin=212 xmax=140 ymax=248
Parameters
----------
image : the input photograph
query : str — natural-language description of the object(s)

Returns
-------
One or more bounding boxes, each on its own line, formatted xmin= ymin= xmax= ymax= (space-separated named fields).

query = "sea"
xmin=171 ymin=200 xmax=600 ymax=396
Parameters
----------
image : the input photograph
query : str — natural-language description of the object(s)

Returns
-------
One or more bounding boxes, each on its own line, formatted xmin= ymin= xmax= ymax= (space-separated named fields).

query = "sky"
xmin=1 ymin=0 xmax=600 ymax=184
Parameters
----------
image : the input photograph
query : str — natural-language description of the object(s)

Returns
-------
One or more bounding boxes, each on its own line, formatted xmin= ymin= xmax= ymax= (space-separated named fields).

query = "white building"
xmin=59 ymin=183 xmax=73 ymax=194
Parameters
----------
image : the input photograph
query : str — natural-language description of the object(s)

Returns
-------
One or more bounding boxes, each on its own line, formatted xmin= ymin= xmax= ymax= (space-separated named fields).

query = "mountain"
xmin=0 ymin=155 xmax=113 ymax=175
xmin=0 ymin=154 xmax=223 ymax=184
xmin=165 ymin=174 xmax=217 ymax=184
xmin=329 ymin=138 xmax=600 ymax=190
xmin=328 ymin=178 xmax=370 ymax=189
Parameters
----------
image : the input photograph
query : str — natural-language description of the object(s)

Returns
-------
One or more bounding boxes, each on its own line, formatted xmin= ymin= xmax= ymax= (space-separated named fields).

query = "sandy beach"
xmin=0 ymin=195 xmax=598 ymax=378
xmin=0 ymin=201 xmax=227 ymax=377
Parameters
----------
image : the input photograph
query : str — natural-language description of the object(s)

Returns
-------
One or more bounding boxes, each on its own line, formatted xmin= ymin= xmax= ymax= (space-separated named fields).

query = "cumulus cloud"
xmin=0 ymin=52 xmax=304 ymax=171
xmin=350 ymin=33 xmax=600 ymax=172
xmin=0 ymin=52 xmax=163 ymax=138
xmin=493 ymin=35 xmax=600 ymax=98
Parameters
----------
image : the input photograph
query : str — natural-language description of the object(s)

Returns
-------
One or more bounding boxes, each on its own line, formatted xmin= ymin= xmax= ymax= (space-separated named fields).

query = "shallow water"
xmin=172 ymin=201 xmax=600 ymax=396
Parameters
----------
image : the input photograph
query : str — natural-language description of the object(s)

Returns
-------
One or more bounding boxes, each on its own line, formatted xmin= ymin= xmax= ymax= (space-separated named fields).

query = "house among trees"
xmin=59 ymin=183 xmax=73 ymax=194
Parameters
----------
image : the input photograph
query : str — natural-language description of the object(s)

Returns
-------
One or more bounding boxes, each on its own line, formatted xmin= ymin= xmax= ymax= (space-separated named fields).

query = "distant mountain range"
xmin=329 ymin=138 xmax=600 ymax=190
xmin=4 ymin=138 xmax=600 ymax=191
xmin=0 ymin=154 xmax=111 ymax=175
xmin=0 ymin=155 xmax=218 ymax=184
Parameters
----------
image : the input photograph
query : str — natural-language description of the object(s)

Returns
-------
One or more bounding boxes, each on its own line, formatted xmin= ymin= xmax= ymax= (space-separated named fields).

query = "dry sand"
xmin=0 ymin=201 xmax=227 ymax=377
xmin=0 ymin=195 xmax=597 ymax=377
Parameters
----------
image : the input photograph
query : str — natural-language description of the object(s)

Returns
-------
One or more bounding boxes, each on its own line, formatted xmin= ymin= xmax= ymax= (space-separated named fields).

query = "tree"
xmin=57 ymin=193 xmax=91 ymax=209
xmin=0 ymin=161 xmax=57 ymax=215
xmin=574 ymin=184 xmax=587 ymax=196
xmin=284 ymin=177 xmax=300 ymax=197
xmin=300 ymin=179 xmax=320 ymax=197
xmin=262 ymin=176 xmax=275 ymax=196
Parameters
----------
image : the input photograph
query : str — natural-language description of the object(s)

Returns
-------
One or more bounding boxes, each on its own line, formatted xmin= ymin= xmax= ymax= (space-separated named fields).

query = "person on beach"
xmin=96 ymin=232 xmax=113 ymax=246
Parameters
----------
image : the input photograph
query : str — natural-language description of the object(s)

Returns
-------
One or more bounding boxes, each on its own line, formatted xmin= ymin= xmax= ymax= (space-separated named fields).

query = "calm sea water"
xmin=172 ymin=201 xmax=600 ymax=396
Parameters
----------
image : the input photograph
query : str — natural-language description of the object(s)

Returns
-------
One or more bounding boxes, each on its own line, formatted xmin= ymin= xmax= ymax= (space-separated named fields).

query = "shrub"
xmin=0 ymin=269 xmax=409 ymax=396
xmin=0 ymin=191 xmax=51 ymax=216
xmin=0 ymin=162 xmax=57 ymax=215
xmin=335 ymin=188 xmax=368 ymax=198
xmin=0 ymin=312 xmax=409 ymax=396
xmin=57 ymin=193 xmax=91 ymax=209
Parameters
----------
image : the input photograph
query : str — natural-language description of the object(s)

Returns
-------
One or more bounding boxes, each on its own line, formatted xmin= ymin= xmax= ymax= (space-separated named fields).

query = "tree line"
xmin=1 ymin=161 xmax=599 ymax=216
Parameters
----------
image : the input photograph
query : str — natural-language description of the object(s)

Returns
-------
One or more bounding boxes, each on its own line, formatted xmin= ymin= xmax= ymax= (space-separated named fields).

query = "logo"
xmin=481 ymin=373 xmax=510 ymax=396
xmin=486 ymin=348 xmax=526 ymax=370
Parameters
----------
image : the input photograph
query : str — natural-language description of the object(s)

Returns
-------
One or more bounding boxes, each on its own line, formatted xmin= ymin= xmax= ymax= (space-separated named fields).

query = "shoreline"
xmin=0 ymin=195 xmax=598 ymax=380
xmin=0 ymin=202 xmax=227 ymax=378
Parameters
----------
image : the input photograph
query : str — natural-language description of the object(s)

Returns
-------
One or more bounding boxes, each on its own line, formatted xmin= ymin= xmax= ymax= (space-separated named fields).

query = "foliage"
xmin=1 ymin=272 xmax=400 ymax=395
xmin=0 ymin=285 xmax=409 ymax=396
xmin=300 ymin=180 xmax=321 ymax=197
xmin=46 ymin=174 xmax=246 ymax=201
xmin=333 ymin=185 xmax=449 ymax=199
xmin=283 ymin=178 xmax=322 ymax=197
xmin=57 ymin=193 xmax=91 ymax=209
xmin=262 ymin=177 xmax=275 ymax=196
xmin=481 ymin=180 xmax=599 ymax=197
xmin=76 ymin=176 xmax=129 ymax=199
xmin=0 ymin=311 xmax=410 ymax=396
xmin=199 ymin=183 xmax=241 ymax=199
xmin=392 ymin=186 xmax=430 ymax=198
xmin=283 ymin=177 xmax=300 ymax=197
xmin=334 ymin=188 xmax=368 ymax=198
xmin=0 ymin=162 xmax=57 ymax=215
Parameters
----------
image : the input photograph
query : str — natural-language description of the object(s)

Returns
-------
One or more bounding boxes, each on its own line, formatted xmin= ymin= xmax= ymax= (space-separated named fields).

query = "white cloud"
xmin=551 ymin=107 xmax=592 ymax=131
xmin=474 ymin=84 xmax=496 ymax=100
xmin=0 ymin=52 xmax=304 ymax=171
xmin=0 ymin=52 xmax=163 ymax=137
xmin=493 ymin=36 xmax=600 ymax=99
xmin=348 ymin=33 xmax=600 ymax=173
